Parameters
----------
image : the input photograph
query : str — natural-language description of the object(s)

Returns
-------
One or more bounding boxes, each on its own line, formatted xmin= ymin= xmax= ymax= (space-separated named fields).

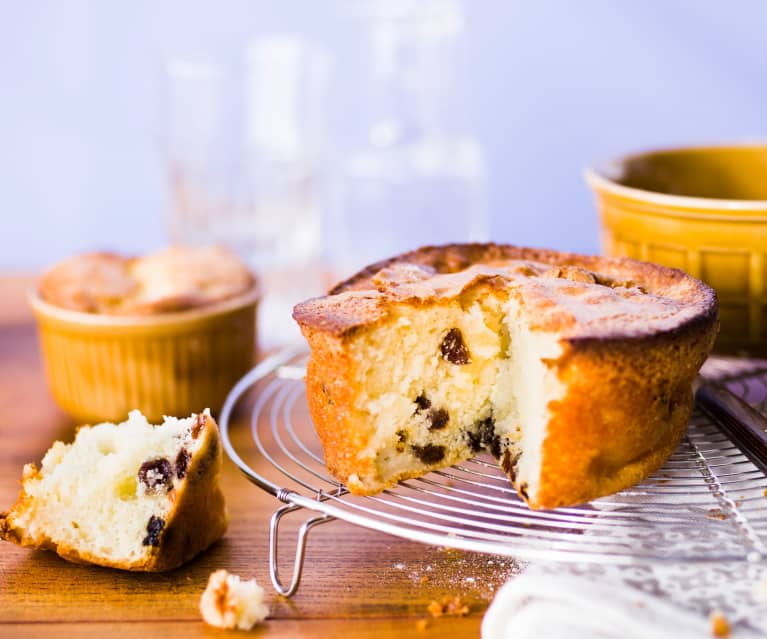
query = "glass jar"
xmin=328 ymin=0 xmax=487 ymax=277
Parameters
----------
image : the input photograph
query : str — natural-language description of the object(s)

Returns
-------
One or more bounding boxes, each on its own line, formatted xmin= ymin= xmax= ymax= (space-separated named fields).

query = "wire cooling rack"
xmin=219 ymin=345 xmax=767 ymax=596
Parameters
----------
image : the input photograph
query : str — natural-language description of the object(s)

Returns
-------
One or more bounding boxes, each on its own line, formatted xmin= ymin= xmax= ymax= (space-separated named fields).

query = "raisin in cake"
xmin=0 ymin=410 xmax=227 ymax=571
xmin=293 ymin=243 xmax=718 ymax=509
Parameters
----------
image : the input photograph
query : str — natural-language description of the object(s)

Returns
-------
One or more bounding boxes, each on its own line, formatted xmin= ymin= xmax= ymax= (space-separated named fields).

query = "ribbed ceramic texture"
xmin=595 ymin=193 xmax=767 ymax=355
xmin=32 ymin=295 xmax=258 ymax=423
xmin=587 ymin=145 xmax=767 ymax=357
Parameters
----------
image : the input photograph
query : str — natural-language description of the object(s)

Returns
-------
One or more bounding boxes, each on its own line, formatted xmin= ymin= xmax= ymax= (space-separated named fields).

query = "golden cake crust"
xmin=39 ymin=245 xmax=256 ymax=315
xmin=0 ymin=413 xmax=228 ymax=571
xmin=294 ymin=243 xmax=718 ymax=509
xmin=295 ymin=243 xmax=716 ymax=339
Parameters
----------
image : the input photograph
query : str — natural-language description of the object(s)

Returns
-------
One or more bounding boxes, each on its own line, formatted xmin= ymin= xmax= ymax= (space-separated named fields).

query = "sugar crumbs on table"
xmin=420 ymin=575 xmax=430 ymax=584
xmin=709 ymin=609 xmax=730 ymax=637
xmin=412 ymin=554 xmax=520 ymax=600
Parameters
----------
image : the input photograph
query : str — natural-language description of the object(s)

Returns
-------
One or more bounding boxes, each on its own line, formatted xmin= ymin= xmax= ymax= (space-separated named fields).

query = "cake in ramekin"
xmin=31 ymin=245 xmax=259 ymax=422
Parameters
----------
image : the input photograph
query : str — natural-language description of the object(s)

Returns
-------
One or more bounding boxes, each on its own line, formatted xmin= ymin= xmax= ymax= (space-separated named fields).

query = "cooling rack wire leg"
xmin=269 ymin=503 xmax=337 ymax=596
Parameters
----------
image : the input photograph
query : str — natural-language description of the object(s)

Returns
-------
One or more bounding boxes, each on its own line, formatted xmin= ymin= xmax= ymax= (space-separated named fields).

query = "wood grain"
xmin=0 ymin=275 xmax=518 ymax=638
xmin=0 ymin=618 xmax=480 ymax=639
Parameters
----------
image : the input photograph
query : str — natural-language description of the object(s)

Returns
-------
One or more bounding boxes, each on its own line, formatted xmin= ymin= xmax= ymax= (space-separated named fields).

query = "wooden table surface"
xmin=0 ymin=276 xmax=519 ymax=638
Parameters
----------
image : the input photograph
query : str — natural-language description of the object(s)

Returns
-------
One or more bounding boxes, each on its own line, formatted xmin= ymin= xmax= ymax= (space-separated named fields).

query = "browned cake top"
xmin=293 ymin=243 xmax=717 ymax=341
xmin=39 ymin=245 xmax=256 ymax=315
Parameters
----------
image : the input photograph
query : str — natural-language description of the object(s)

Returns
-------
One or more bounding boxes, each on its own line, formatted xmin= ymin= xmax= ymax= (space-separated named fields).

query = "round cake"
xmin=293 ymin=243 xmax=719 ymax=509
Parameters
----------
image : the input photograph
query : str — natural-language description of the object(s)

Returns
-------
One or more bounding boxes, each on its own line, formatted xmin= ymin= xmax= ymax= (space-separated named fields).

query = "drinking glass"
xmin=164 ymin=36 xmax=329 ymax=346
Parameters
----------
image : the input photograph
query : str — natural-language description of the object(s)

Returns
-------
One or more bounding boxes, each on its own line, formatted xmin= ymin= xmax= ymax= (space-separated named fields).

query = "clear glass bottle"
xmin=329 ymin=0 xmax=487 ymax=277
xmin=164 ymin=37 xmax=329 ymax=347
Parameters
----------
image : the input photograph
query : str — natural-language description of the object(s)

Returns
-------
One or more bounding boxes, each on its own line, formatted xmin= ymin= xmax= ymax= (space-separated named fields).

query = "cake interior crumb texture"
xmin=346 ymin=288 xmax=564 ymax=500
xmin=0 ymin=410 xmax=228 ymax=570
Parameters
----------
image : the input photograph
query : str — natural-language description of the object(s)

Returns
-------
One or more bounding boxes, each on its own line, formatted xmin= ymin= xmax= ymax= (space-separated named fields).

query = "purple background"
xmin=2 ymin=1 xmax=765 ymax=269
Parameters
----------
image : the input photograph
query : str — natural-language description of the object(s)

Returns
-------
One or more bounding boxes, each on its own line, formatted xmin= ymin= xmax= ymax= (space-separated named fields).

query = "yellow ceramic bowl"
xmin=30 ymin=286 xmax=260 ymax=423
xmin=586 ymin=144 xmax=767 ymax=356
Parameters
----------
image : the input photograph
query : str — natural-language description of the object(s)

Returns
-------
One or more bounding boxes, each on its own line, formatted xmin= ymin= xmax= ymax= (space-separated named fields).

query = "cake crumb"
xmin=709 ymin=609 xmax=730 ymax=637
xmin=200 ymin=569 xmax=269 ymax=630
xmin=416 ymin=618 xmax=430 ymax=632
xmin=707 ymin=508 xmax=727 ymax=521
xmin=420 ymin=575 xmax=430 ymax=584
xmin=427 ymin=595 xmax=470 ymax=618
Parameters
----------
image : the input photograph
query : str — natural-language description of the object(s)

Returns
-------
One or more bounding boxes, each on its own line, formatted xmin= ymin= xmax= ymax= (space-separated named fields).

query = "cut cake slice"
xmin=293 ymin=243 xmax=718 ymax=509
xmin=0 ymin=410 xmax=228 ymax=571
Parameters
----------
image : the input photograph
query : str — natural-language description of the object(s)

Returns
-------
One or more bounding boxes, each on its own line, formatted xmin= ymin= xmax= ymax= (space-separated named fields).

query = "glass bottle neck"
xmin=366 ymin=19 xmax=455 ymax=143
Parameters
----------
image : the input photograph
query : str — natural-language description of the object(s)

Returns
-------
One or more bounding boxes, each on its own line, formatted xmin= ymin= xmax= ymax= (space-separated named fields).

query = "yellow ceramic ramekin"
xmin=586 ymin=144 xmax=767 ymax=356
xmin=30 ymin=286 xmax=260 ymax=423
